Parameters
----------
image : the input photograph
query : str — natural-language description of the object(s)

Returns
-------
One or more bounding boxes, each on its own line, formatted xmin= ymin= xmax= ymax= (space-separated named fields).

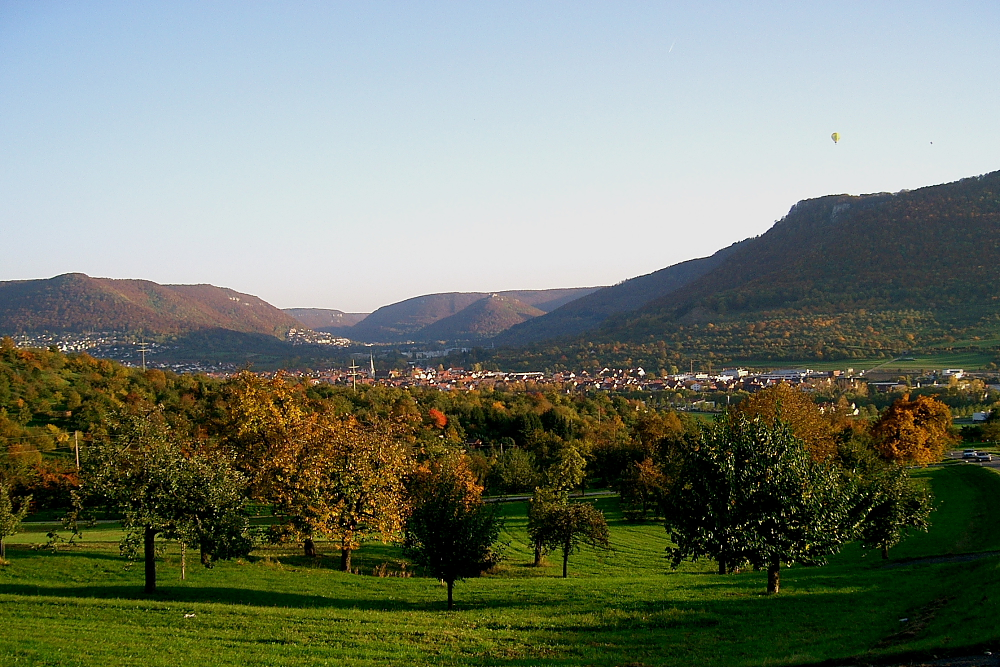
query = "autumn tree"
xmin=618 ymin=457 xmax=669 ymax=521
xmin=529 ymin=501 xmax=610 ymax=577
xmin=871 ymin=395 xmax=956 ymax=465
xmin=218 ymin=371 xmax=305 ymax=492
xmin=664 ymin=414 xmax=860 ymax=593
xmin=285 ymin=416 xmax=413 ymax=571
xmin=0 ymin=481 xmax=31 ymax=561
xmin=217 ymin=372 xmax=315 ymax=553
xmin=734 ymin=383 xmax=837 ymax=460
xmin=404 ymin=454 xmax=503 ymax=610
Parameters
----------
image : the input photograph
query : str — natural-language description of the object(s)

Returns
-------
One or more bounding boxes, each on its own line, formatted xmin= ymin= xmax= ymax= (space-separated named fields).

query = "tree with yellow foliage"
xmin=871 ymin=395 xmax=955 ymax=465
xmin=290 ymin=416 xmax=413 ymax=571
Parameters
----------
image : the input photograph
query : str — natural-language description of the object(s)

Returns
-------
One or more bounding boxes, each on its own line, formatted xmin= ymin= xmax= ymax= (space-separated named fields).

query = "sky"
xmin=2 ymin=2 xmax=999 ymax=312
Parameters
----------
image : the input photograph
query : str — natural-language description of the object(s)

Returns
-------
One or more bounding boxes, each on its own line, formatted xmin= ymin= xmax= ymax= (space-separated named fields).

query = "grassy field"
xmin=2 ymin=466 xmax=1000 ymax=666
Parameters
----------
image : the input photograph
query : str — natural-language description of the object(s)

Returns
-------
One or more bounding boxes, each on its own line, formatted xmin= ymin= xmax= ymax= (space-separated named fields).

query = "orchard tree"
xmin=173 ymin=453 xmax=254 ymax=568
xmin=664 ymin=413 xmax=860 ymax=593
xmin=527 ymin=486 xmax=563 ymax=566
xmin=218 ymin=371 xmax=305 ymax=492
xmin=217 ymin=372 xmax=315 ymax=553
xmin=287 ymin=416 xmax=412 ymax=571
xmin=530 ymin=501 xmax=610 ymax=577
xmin=0 ymin=482 xmax=31 ymax=560
xmin=487 ymin=448 xmax=539 ymax=495
xmin=871 ymin=395 xmax=956 ymax=465
xmin=77 ymin=408 xmax=250 ymax=593
xmin=839 ymin=442 xmax=933 ymax=559
xmin=544 ymin=444 xmax=587 ymax=494
xmin=404 ymin=454 xmax=503 ymax=610
xmin=618 ymin=457 xmax=669 ymax=521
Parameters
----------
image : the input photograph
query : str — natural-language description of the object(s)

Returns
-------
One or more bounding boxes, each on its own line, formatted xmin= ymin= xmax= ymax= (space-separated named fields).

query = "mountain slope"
xmin=347 ymin=287 xmax=598 ymax=342
xmin=626 ymin=171 xmax=1000 ymax=327
xmin=284 ymin=308 xmax=369 ymax=331
xmin=415 ymin=294 xmax=545 ymax=341
xmin=0 ymin=273 xmax=299 ymax=337
xmin=495 ymin=240 xmax=750 ymax=346
xmin=492 ymin=170 xmax=1000 ymax=370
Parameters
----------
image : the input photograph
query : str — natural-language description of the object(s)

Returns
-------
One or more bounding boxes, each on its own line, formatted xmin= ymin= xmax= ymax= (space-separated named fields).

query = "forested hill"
xmin=0 ymin=273 xmax=299 ymax=337
xmin=623 ymin=171 xmax=1000 ymax=323
xmin=347 ymin=287 xmax=599 ymax=342
xmin=415 ymin=294 xmax=544 ymax=341
xmin=495 ymin=240 xmax=751 ymax=346
xmin=491 ymin=170 xmax=1000 ymax=370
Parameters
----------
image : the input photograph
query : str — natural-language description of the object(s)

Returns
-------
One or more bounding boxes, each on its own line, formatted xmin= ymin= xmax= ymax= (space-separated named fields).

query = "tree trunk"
xmin=304 ymin=537 xmax=317 ymax=558
xmin=1 ymin=536 xmax=5 ymax=560
xmin=144 ymin=525 xmax=157 ymax=594
xmin=766 ymin=558 xmax=780 ymax=595
xmin=562 ymin=548 xmax=569 ymax=578
xmin=718 ymin=558 xmax=727 ymax=575
xmin=446 ymin=579 xmax=454 ymax=610
xmin=882 ymin=544 xmax=890 ymax=560
xmin=200 ymin=545 xmax=211 ymax=567
xmin=341 ymin=545 xmax=352 ymax=572
xmin=181 ymin=543 xmax=186 ymax=580
xmin=533 ymin=540 xmax=543 ymax=566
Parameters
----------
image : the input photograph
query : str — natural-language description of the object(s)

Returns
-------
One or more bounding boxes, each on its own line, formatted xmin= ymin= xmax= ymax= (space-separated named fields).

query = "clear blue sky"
xmin=2 ymin=2 xmax=998 ymax=312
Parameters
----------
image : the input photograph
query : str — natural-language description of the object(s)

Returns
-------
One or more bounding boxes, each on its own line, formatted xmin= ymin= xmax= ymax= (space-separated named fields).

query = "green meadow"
xmin=3 ymin=465 xmax=1000 ymax=667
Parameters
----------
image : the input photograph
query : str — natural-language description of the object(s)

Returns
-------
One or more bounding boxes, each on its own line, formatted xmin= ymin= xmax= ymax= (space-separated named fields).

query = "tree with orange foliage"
xmin=871 ymin=395 xmax=956 ymax=465
xmin=428 ymin=408 xmax=448 ymax=429
xmin=404 ymin=454 xmax=503 ymax=609
xmin=734 ymin=383 xmax=837 ymax=460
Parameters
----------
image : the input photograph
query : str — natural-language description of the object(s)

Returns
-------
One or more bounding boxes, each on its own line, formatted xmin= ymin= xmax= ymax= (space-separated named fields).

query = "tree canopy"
xmin=664 ymin=413 xmax=861 ymax=593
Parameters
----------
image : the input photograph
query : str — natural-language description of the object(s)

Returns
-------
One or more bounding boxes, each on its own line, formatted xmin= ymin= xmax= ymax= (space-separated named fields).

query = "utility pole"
xmin=348 ymin=360 xmax=360 ymax=392
xmin=137 ymin=340 xmax=150 ymax=371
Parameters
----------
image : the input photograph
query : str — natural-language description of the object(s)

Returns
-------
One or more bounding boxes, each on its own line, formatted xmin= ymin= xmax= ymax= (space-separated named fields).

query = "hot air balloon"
xmin=831 ymin=132 xmax=840 ymax=144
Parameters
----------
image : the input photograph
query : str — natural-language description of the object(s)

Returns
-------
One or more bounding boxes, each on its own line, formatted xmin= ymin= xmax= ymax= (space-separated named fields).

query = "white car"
xmin=962 ymin=449 xmax=979 ymax=459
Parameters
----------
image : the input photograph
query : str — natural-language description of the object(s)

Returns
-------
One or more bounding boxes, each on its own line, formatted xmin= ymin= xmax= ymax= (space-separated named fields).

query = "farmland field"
xmin=2 ymin=466 xmax=1000 ymax=666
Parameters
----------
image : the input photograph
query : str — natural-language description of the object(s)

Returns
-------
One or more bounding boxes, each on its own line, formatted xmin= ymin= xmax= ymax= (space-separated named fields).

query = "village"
xmin=257 ymin=361 xmax=999 ymax=404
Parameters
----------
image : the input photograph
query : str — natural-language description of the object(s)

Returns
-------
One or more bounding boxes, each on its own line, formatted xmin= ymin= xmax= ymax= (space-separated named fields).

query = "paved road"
xmin=483 ymin=490 xmax=617 ymax=504
xmin=945 ymin=449 xmax=1000 ymax=470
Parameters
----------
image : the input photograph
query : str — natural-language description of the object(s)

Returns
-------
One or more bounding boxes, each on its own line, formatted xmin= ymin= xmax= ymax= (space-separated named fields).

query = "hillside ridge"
xmin=0 ymin=273 xmax=299 ymax=337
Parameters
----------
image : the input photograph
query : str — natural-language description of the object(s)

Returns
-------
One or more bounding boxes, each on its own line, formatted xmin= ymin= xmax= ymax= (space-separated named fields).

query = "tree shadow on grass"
xmin=0 ymin=583 xmax=431 ymax=611
xmin=3 ymin=546 xmax=128 ymax=562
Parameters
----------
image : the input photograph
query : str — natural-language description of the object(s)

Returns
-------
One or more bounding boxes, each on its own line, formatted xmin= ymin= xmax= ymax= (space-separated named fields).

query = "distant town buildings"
xmin=6 ymin=332 xmax=994 ymax=400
